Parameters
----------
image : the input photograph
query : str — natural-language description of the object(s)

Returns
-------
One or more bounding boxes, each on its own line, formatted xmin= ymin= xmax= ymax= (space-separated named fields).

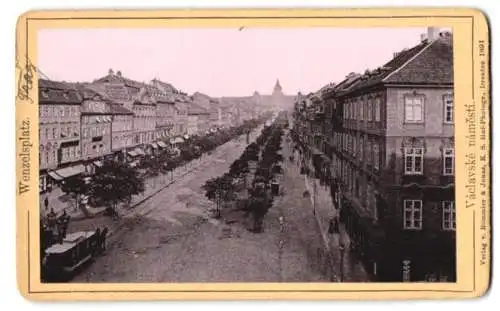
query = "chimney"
xmin=420 ymin=33 xmax=428 ymax=43
xmin=108 ymin=68 xmax=114 ymax=75
xmin=438 ymin=30 xmax=453 ymax=45
xmin=427 ymin=27 xmax=440 ymax=41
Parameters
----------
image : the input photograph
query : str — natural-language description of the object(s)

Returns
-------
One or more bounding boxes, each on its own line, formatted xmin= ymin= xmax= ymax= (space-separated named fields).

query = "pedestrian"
xmin=44 ymin=196 xmax=49 ymax=210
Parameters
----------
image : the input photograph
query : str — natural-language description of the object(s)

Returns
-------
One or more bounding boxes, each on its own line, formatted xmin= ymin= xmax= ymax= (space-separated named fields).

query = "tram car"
xmin=42 ymin=228 xmax=108 ymax=282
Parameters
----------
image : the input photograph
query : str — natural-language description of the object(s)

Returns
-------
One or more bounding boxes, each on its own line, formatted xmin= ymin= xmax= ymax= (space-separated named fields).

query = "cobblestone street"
xmin=70 ymin=128 xmax=369 ymax=283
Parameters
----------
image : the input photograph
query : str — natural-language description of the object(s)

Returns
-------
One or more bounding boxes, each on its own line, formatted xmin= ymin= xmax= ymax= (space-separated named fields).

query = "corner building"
xmin=327 ymin=30 xmax=455 ymax=282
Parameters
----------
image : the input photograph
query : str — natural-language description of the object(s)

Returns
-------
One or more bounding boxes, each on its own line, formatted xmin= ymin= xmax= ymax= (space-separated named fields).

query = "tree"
xmin=202 ymin=173 xmax=236 ymax=219
xmin=247 ymin=184 xmax=272 ymax=233
xmin=229 ymin=158 xmax=249 ymax=178
xmin=243 ymin=143 xmax=260 ymax=162
xmin=61 ymin=175 xmax=90 ymax=213
xmin=90 ymin=160 xmax=145 ymax=215
xmin=139 ymin=155 xmax=162 ymax=177
xmin=180 ymin=146 xmax=196 ymax=167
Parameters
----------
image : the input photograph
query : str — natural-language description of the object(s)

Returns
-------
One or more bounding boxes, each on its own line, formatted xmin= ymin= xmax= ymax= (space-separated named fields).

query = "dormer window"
xmin=41 ymin=90 xmax=49 ymax=99
xmin=315 ymin=104 xmax=324 ymax=114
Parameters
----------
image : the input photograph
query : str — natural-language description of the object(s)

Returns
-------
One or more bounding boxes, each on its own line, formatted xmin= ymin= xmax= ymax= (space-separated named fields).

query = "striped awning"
xmin=93 ymin=160 xmax=103 ymax=167
xmin=157 ymin=141 xmax=167 ymax=148
xmin=151 ymin=143 xmax=158 ymax=149
xmin=127 ymin=150 xmax=138 ymax=157
xmin=134 ymin=147 xmax=146 ymax=156
xmin=47 ymin=171 xmax=63 ymax=181
xmin=54 ymin=164 xmax=85 ymax=179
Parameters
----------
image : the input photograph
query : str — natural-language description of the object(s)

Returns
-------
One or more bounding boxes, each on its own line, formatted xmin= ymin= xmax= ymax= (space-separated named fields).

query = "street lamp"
xmin=339 ymin=237 xmax=345 ymax=282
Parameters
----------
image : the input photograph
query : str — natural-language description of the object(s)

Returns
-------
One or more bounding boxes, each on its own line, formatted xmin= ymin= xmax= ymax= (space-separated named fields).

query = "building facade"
xmin=132 ymin=98 xmax=157 ymax=147
xmin=80 ymin=97 xmax=113 ymax=173
xmin=110 ymin=104 xmax=134 ymax=153
xmin=154 ymin=96 xmax=176 ymax=141
xmin=293 ymin=29 xmax=455 ymax=282
xmin=173 ymin=99 xmax=188 ymax=136
xmin=187 ymin=102 xmax=210 ymax=135
xmin=39 ymin=79 xmax=83 ymax=192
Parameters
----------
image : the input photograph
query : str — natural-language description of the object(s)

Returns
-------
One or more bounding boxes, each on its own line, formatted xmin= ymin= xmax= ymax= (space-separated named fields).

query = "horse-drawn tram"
xmin=42 ymin=228 xmax=108 ymax=282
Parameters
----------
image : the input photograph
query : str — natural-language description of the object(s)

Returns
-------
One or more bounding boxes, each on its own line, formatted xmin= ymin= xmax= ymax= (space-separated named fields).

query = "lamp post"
xmin=339 ymin=238 xmax=345 ymax=282
xmin=312 ymin=177 xmax=317 ymax=215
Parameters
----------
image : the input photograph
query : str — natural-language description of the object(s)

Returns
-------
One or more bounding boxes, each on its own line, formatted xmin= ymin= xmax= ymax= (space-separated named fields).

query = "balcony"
xmin=400 ymin=174 xmax=427 ymax=186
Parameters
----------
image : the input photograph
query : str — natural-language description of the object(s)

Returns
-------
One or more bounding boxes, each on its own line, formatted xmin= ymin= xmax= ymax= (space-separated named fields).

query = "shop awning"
xmin=172 ymin=137 xmax=184 ymax=144
xmin=320 ymin=154 xmax=331 ymax=163
xmin=54 ymin=164 xmax=85 ymax=179
xmin=47 ymin=171 xmax=63 ymax=181
xmin=312 ymin=148 xmax=323 ymax=155
xmin=93 ymin=160 xmax=103 ymax=168
xmin=183 ymin=134 xmax=190 ymax=140
xmin=151 ymin=143 xmax=158 ymax=149
xmin=127 ymin=150 xmax=138 ymax=157
xmin=134 ymin=147 xmax=146 ymax=156
xmin=157 ymin=141 xmax=167 ymax=148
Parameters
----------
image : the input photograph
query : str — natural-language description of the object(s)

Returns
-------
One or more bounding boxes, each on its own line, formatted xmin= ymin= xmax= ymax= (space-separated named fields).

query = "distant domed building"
xmin=269 ymin=79 xmax=293 ymax=111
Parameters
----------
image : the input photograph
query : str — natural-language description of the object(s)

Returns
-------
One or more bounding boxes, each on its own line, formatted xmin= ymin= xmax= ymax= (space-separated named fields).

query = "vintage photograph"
xmin=36 ymin=26 xmax=455 ymax=284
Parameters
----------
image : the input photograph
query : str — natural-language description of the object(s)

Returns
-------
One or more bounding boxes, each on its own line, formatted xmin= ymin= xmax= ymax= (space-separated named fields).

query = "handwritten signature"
xmin=16 ymin=57 xmax=35 ymax=104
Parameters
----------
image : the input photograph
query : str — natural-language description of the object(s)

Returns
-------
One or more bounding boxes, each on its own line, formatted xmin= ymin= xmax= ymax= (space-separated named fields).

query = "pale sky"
xmin=38 ymin=27 xmax=430 ymax=97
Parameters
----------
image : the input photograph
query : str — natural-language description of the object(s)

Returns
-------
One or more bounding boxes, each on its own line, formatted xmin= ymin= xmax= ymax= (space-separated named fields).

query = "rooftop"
xmin=38 ymin=79 xmax=82 ymax=104
xmin=334 ymin=33 xmax=453 ymax=96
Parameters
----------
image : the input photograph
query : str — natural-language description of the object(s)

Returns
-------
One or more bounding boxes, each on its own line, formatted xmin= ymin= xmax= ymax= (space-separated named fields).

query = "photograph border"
xmin=15 ymin=8 xmax=491 ymax=300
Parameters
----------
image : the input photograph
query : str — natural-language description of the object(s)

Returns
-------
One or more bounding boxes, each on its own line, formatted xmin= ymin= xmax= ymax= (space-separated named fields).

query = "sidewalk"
xmin=42 ymin=125 xmax=264 ymax=222
xmin=274 ymin=142 xmax=330 ymax=282
xmin=283 ymin=132 xmax=369 ymax=282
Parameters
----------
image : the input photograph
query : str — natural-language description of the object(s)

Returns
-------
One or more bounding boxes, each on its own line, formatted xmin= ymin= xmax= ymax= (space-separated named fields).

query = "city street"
xmin=70 ymin=126 xmax=369 ymax=283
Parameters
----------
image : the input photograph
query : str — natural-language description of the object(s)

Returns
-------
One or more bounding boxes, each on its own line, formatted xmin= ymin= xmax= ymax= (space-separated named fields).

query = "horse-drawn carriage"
xmin=41 ymin=227 xmax=108 ymax=282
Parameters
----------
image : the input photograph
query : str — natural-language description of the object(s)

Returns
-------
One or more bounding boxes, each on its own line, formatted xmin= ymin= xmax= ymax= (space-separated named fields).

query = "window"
xmin=52 ymin=128 xmax=57 ymax=139
xmin=62 ymin=148 xmax=69 ymax=161
xmin=373 ymin=143 xmax=380 ymax=170
xmin=404 ymin=200 xmax=423 ymax=229
xmin=40 ymin=149 xmax=45 ymax=165
xmin=366 ymin=140 xmax=372 ymax=164
xmin=442 ymin=201 xmax=456 ymax=230
xmin=367 ymin=100 xmax=373 ymax=121
xmin=359 ymin=100 xmax=364 ymax=121
xmin=375 ymin=98 xmax=381 ymax=121
xmin=443 ymin=148 xmax=454 ymax=175
xmin=45 ymin=128 xmax=49 ymax=140
xmin=404 ymin=148 xmax=424 ymax=175
xmin=359 ymin=138 xmax=364 ymax=161
xmin=404 ymin=96 xmax=424 ymax=123
xmin=444 ymin=95 xmax=453 ymax=123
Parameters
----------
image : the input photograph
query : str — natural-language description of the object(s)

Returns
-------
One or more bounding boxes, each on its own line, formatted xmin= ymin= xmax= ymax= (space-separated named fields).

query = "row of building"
xmin=292 ymin=28 xmax=455 ymax=282
xmin=39 ymin=71 xmax=285 ymax=193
